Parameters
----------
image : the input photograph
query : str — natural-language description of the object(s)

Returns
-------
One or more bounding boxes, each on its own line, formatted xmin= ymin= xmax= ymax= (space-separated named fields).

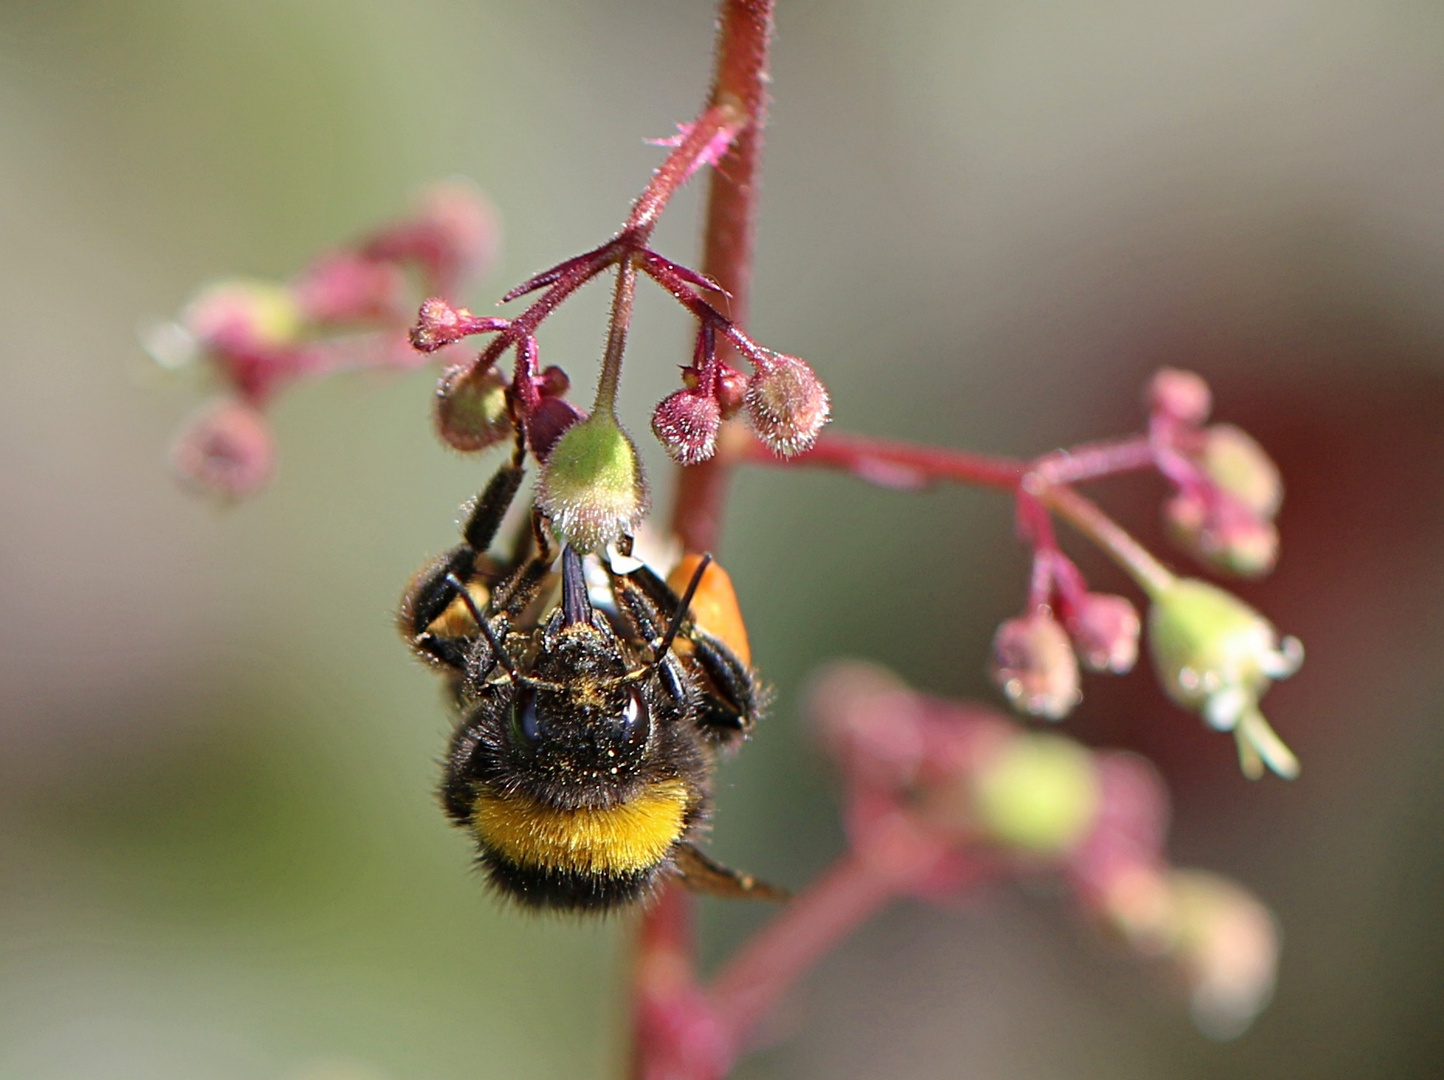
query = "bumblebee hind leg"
xmin=674 ymin=842 xmax=789 ymax=903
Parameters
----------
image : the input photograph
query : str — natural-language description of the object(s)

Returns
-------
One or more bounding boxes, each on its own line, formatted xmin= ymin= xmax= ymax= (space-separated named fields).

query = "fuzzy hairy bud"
xmin=1165 ymin=490 xmax=1280 ymax=578
xmin=1148 ymin=367 xmax=1212 ymax=425
xmin=652 ymin=388 xmax=721 ymax=465
xmin=745 ymin=353 xmax=830 ymax=456
xmin=435 ymin=364 xmax=512 ymax=453
xmin=536 ymin=411 xmax=649 ymax=551
xmin=1200 ymin=424 xmax=1283 ymax=519
xmin=1148 ymin=578 xmax=1302 ymax=779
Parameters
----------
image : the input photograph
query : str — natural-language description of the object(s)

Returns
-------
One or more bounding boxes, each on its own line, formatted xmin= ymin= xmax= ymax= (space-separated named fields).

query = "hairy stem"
xmin=597 ymin=258 xmax=639 ymax=414
xmin=1038 ymin=482 xmax=1177 ymax=597
xmin=670 ymin=0 xmax=775 ymax=553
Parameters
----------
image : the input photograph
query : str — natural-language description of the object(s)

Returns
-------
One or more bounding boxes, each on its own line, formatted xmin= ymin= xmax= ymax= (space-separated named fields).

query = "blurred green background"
xmin=3 ymin=1 xmax=1444 ymax=1077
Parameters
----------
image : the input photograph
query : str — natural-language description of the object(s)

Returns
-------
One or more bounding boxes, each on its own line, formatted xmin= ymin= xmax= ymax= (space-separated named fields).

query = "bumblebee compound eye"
xmin=617 ymin=686 xmax=651 ymax=748
xmin=510 ymin=686 xmax=543 ymax=747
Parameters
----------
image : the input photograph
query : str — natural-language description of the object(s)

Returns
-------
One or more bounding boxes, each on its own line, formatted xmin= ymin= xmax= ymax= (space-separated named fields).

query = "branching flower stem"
xmin=735 ymin=430 xmax=1176 ymax=597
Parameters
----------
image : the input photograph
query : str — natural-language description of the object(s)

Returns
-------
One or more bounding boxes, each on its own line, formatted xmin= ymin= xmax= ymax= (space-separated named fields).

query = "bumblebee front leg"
xmin=400 ymin=462 xmax=527 ymax=671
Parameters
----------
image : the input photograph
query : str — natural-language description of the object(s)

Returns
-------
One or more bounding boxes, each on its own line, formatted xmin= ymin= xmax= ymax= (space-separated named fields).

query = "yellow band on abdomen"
xmin=473 ymin=780 xmax=689 ymax=875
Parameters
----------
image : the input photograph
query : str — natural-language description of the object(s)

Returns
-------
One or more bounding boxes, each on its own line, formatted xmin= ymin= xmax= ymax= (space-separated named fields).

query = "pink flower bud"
xmin=366 ymin=180 xmax=499 ymax=294
xmin=652 ymin=388 xmax=722 ymax=465
xmin=1065 ymin=592 xmax=1141 ymax=674
xmin=410 ymin=298 xmax=506 ymax=353
xmin=1165 ymin=870 xmax=1280 ymax=1040
xmin=435 ymin=364 xmax=513 ymax=453
xmin=1148 ymin=368 xmax=1212 ymax=426
xmin=170 ymin=399 xmax=276 ymax=499
xmin=290 ymin=252 xmax=404 ymax=324
xmin=745 ymin=353 xmax=830 ymax=456
xmin=990 ymin=612 xmax=1082 ymax=720
xmin=715 ymin=365 xmax=749 ymax=421
xmin=524 ymin=396 xmax=587 ymax=461
xmin=1165 ymin=490 xmax=1279 ymax=579
xmin=182 ymin=278 xmax=301 ymax=354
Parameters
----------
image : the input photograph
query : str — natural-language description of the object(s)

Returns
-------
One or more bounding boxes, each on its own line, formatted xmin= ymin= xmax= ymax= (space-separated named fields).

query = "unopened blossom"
xmin=991 ymin=611 xmax=1082 ymax=720
xmin=537 ymin=410 xmax=649 ymax=551
xmin=1147 ymin=578 xmax=1302 ymax=779
xmin=745 ymin=353 xmax=830 ymax=456
xmin=1065 ymin=592 xmax=1141 ymax=674
xmin=652 ymin=387 xmax=722 ymax=465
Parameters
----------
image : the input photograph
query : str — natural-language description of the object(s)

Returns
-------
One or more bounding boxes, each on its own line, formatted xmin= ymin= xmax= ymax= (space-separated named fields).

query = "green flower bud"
xmin=536 ymin=411 xmax=649 ymax=552
xmin=971 ymin=733 xmax=1101 ymax=856
xmin=435 ymin=364 xmax=512 ymax=452
xmin=1147 ymin=579 xmax=1303 ymax=779
xmin=1200 ymin=424 xmax=1283 ymax=519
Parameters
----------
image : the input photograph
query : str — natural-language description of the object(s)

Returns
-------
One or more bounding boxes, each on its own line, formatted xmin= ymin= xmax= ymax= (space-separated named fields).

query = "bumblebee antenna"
xmin=444 ymin=572 xmax=519 ymax=679
xmin=654 ymin=553 xmax=712 ymax=661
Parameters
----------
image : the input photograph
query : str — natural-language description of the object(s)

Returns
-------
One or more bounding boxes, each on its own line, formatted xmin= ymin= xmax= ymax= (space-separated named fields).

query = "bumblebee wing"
xmin=673 ymin=842 xmax=789 ymax=903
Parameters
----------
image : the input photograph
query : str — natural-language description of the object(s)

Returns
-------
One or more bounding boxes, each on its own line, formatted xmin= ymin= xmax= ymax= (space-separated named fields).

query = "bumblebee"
xmin=400 ymin=461 xmax=782 ymax=912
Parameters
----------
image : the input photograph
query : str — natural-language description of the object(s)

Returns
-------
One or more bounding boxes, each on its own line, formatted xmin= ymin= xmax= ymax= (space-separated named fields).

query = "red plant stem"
xmin=628 ymin=103 xmax=746 ymax=238
xmin=738 ymin=429 xmax=1176 ymax=600
xmin=754 ymin=432 xmax=1027 ymax=490
xmin=670 ymin=0 xmax=775 ymax=554
xmin=631 ymin=5 xmax=775 ymax=1078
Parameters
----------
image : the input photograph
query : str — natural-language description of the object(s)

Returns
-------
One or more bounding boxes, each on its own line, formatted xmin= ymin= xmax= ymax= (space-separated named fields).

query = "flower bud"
xmin=1200 ymin=424 xmax=1283 ymax=519
xmin=435 ymin=364 xmax=512 ymax=452
xmin=291 ymin=252 xmax=403 ymax=324
xmin=183 ymin=278 xmax=301 ymax=353
xmin=745 ymin=353 xmax=830 ymax=456
xmin=1148 ymin=368 xmax=1212 ymax=425
xmin=990 ymin=612 xmax=1082 ymax=720
xmin=1166 ymin=870 xmax=1279 ymax=1041
xmin=170 ymin=398 xmax=276 ymax=499
xmin=1147 ymin=578 xmax=1303 ymax=779
xmin=1065 ymin=592 xmax=1141 ymax=674
xmin=367 ymin=179 xmax=500 ymax=292
xmin=524 ymin=396 xmax=586 ymax=461
xmin=971 ymin=733 xmax=1101 ymax=856
xmin=715 ymin=365 xmax=749 ymax=421
xmin=652 ymin=388 xmax=721 ymax=465
xmin=536 ymin=411 xmax=649 ymax=551
xmin=805 ymin=662 xmax=928 ymax=791
xmin=1165 ymin=490 xmax=1280 ymax=578
xmin=410 ymin=297 xmax=506 ymax=353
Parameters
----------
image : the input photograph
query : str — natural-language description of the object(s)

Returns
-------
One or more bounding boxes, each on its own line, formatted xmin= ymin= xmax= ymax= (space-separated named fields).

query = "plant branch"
xmin=670 ymin=0 xmax=776 ymax=554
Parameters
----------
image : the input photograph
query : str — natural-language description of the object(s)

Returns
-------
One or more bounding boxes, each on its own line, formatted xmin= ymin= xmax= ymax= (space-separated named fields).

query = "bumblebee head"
xmin=455 ymin=545 xmax=697 ymax=812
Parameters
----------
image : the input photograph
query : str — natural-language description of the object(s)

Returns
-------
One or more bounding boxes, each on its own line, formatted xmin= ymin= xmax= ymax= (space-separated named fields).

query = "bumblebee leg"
xmin=690 ymin=630 xmax=761 ymax=741
xmin=462 ymin=463 xmax=526 ymax=553
xmin=673 ymin=842 xmax=789 ymax=903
